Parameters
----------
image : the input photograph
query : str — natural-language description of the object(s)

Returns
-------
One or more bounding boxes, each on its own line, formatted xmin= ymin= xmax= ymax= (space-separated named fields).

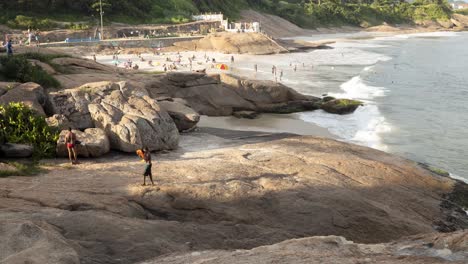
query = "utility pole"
xmin=100 ymin=0 xmax=104 ymax=40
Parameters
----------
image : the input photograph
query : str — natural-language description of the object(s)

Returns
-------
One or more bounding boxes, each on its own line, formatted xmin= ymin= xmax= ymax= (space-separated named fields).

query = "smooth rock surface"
xmin=158 ymin=99 xmax=200 ymax=131
xmin=0 ymin=132 xmax=466 ymax=264
xmin=149 ymin=231 xmax=468 ymax=264
xmin=0 ymin=220 xmax=80 ymax=264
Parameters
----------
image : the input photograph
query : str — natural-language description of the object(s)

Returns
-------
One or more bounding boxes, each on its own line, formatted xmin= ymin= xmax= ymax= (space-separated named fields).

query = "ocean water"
xmin=230 ymin=31 xmax=468 ymax=182
xmin=98 ymin=31 xmax=467 ymax=182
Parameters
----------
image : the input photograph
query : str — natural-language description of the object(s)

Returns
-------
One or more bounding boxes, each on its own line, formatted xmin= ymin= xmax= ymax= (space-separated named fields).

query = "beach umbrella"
xmin=216 ymin=64 xmax=229 ymax=70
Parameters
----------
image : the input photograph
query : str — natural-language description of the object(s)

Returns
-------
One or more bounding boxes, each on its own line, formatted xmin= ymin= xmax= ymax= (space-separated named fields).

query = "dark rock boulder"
xmin=321 ymin=99 xmax=363 ymax=115
xmin=0 ymin=143 xmax=33 ymax=158
xmin=258 ymin=100 xmax=321 ymax=114
xmin=233 ymin=111 xmax=259 ymax=119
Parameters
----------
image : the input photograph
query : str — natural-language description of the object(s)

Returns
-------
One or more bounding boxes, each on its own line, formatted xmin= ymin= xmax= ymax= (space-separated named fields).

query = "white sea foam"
xmin=374 ymin=31 xmax=460 ymax=41
xmin=329 ymin=75 xmax=387 ymax=100
xmin=449 ymin=173 xmax=468 ymax=184
xmin=299 ymin=63 xmax=391 ymax=150
xmin=330 ymin=41 xmax=389 ymax=49
xmin=310 ymin=48 xmax=392 ymax=66
xmin=300 ymin=104 xmax=391 ymax=151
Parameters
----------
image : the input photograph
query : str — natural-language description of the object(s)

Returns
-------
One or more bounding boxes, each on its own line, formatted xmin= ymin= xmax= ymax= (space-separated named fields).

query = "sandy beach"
xmin=199 ymin=114 xmax=335 ymax=139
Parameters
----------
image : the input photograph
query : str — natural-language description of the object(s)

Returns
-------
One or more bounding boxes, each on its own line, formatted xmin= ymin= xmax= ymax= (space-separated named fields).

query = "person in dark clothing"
xmin=5 ymin=39 xmax=13 ymax=56
xmin=142 ymin=147 xmax=154 ymax=186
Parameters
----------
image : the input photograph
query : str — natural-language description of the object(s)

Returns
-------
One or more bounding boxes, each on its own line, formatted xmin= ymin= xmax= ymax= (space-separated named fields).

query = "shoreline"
xmin=198 ymin=114 xmax=336 ymax=139
xmin=83 ymin=29 xmax=467 ymax=183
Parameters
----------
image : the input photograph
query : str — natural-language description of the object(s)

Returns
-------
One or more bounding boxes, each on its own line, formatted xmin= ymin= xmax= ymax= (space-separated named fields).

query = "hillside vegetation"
xmin=0 ymin=0 xmax=454 ymax=29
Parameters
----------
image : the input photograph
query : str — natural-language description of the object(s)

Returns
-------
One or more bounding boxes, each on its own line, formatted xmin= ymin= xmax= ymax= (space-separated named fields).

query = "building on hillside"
xmin=192 ymin=13 xmax=224 ymax=22
xmin=451 ymin=2 xmax=468 ymax=9
xmin=224 ymin=21 xmax=261 ymax=33
xmin=192 ymin=12 xmax=261 ymax=33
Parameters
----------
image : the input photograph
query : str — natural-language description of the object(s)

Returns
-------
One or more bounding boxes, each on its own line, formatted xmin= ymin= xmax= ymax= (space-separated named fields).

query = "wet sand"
xmin=198 ymin=113 xmax=336 ymax=139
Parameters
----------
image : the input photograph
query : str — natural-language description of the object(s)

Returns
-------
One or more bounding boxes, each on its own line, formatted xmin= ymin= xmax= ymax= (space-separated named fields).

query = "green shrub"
xmin=413 ymin=4 xmax=451 ymax=21
xmin=0 ymin=102 xmax=59 ymax=158
xmin=67 ymin=22 xmax=91 ymax=30
xmin=0 ymin=54 xmax=61 ymax=88
xmin=6 ymin=15 xmax=58 ymax=30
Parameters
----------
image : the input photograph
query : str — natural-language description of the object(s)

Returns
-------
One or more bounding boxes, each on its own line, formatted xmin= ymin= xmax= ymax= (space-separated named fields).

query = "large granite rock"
xmin=151 ymin=72 xmax=321 ymax=116
xmin=154 ymin=72 xmax=255 ymax=116
xmin=220 ymin=73 xmax=311 ymax=104
xmin=0 ymin=143 xmax=33 ymax=158
xmin=47 ymin=81 xmax=119 ymax=129
xmin=0 ymin=82 xmax=48 ymax=116
xmin=56 ymin=128 xmax=110 ymax=158
xmin=47 ymin=81 xmax=148 ymax=130
xmin=88 ymin=90 xmax=179 ymax=152
xmin=0 ymin=220 xmax=80 ymax=264
xmin=158 ymin=98 xmax=200 ymax=132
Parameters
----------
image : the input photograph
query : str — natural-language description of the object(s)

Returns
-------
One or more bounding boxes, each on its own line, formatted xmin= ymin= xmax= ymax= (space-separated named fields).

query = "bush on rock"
xmin=0 ymin=102 xmax=59 ymax=158
xmin=0 ymin=54 xmax=61 ymax=88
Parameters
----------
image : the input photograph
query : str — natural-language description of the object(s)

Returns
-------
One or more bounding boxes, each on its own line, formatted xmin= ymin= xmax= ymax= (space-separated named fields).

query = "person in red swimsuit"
xmin=65 ymin=127 xmax=77 ymax=165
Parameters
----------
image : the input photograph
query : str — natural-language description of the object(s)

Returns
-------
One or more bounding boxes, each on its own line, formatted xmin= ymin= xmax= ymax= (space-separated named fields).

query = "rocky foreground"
xmin=1 ymin=129 xmax=467 ymax=263
xmin=1 ymin=54 xmax=467 ymax=264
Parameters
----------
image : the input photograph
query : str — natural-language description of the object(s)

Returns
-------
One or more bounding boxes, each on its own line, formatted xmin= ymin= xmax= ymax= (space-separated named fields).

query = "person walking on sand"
xmin=231 ymin=55 xmax=234 ymax=63
xmin=280 ymin=70 xmax=283 ymax=81
xmin=142 ymin=147 xmax=154 ymax=186
xmin=65 ymin=127 xmax=77 ymax=165
xmin=254 ymin=64 xmax=258 ymax=72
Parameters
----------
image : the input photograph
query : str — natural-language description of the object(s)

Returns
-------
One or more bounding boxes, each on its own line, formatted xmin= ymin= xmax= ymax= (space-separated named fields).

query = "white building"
xmin=193 ymin=12 xmax=261 ymax=33
xmin=451 ymin=2 xmax=468 ymax=9
xmin=192 ymin=13 xmax=224 ymax=22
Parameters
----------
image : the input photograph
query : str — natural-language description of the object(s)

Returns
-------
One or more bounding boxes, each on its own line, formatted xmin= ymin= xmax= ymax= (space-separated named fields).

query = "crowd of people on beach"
xmin=94 ymin=47 xmax=319 ymax=85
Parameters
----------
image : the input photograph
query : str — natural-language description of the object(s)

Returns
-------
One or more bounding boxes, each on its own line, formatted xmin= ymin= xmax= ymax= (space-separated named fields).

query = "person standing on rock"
xmin=65 ymin=127 xmax=77 ymax=165
xmin=142 ymin=147 xmax=154 ymax=186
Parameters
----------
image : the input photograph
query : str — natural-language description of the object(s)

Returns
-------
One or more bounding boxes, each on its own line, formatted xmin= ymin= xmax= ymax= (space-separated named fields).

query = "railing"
xmin=64 ymin=37 xmax=100 ymax=43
